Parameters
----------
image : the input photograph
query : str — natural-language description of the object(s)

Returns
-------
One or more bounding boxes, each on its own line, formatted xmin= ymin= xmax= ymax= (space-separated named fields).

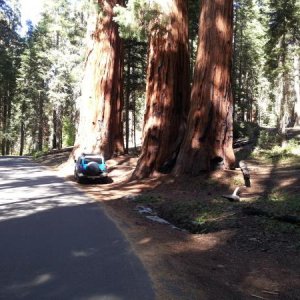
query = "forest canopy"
xmin=0 ymin=0 xmax=299 ymax=177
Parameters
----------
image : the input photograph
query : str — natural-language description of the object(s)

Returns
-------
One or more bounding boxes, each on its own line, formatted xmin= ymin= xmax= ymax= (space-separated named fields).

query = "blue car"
xmin=74 ymin=153 xmax=108 ymax=183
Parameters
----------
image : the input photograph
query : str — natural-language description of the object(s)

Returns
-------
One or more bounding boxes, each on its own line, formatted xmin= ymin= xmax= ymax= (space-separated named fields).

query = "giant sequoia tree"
xmin=132 ymin=0 xmax=190 ymax=178
xmin=175 ymin=0 xmax=235 ymax=175
xmin=73 ymin=0 xmax=124 ymax=159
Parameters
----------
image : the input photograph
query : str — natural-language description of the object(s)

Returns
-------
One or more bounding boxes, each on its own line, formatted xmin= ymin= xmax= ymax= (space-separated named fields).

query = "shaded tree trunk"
xmin=294 ymin=54 xmax=300 ymax=126
xmin=174 ymin=0 xmax=235 ymax=175
xmin=5 ymin=89 xmax=12 ymax=155
xmin=73 ymin=0 xmax=124 ymax=159
xmin=125 ymin=41 xmax=132 ymax=153
xmin=279 ymin=33 xmax=289 ymax=146
xmin=1 ymin=92 xmax=8 ymax=155
xmin=37 ymin=92 xmax=44 ymax=152
xmin=20 ymin=121 xmax=25 ymax=156
xmin=132 ymin=0 xmax=190 ymax=179
xmin=52 ymin=106 xmax=63 ymax=150
xmin=52 ymin=108 xmax=58 ymax=149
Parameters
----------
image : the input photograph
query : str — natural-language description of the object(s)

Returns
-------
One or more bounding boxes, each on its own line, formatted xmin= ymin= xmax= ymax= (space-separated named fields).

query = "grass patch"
xmin=258 ymin=217 xmax=299 ymax=234
xmin=134 ymin=194 xmax=163 ymax=204
xmin=256 ymin=191 xmax=300 ymax=216
xmin=252 ymin=138 xmax=300 ymax=164
xmin=134 ymin=191 xmax=239 ymax=234
xmin=250 ymin=191 xmax=300 ymax=234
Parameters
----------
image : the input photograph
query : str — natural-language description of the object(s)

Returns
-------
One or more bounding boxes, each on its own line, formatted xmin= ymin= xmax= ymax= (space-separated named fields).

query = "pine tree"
xmin=232 ymin=0 xmax=267 ymax=124
xmin=265 ymin=0 xmax=300 ymax=135
xmin=14 ymin=0 xmax=87 ymax=154
xmin=0 ymin=0 xmax=22 ymax=154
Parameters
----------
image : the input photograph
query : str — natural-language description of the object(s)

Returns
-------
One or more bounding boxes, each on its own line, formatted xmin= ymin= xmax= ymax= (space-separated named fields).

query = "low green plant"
xmin=257 ymin=130 xmax=281 ymax=149
xmin=253 ymin=138 xmax=300 ymax=163
xmin=32 ymin=150 xmax=46 ymax=159
xmin=134 ymin=194 xmax=162 ymax=204
xmin=62 ymin=116 xmax=76 ymax=147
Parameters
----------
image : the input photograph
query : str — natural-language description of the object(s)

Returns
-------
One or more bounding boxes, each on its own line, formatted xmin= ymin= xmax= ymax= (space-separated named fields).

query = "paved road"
xmin=0 ymin=157 xmax=154 ymax=300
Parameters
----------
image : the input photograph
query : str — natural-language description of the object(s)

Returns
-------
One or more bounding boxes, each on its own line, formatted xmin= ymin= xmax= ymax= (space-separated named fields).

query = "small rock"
xmin=135 ymin=206 xmax=153 ymax=214
xmin=124 ymin=195 xmax=138 ymax=201
xmin=146 ymin=215 xmax=170 ymax=224
xmin=171 ymin=225 xmax=187 ymax=232
xmin=249 ymin=238 xmax=258 ymax=242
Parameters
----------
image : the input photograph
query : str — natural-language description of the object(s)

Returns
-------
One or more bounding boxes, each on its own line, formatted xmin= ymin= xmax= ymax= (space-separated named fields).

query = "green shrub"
xmin=253 ymin=138 xmax=300 ymax=163
xmin=257 ymin=130 xmax=281 ymax=149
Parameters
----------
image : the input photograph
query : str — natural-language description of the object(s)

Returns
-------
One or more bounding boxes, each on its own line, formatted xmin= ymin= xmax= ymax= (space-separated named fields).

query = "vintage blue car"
xmin=74 ymin=153 xmax=108 ymax=183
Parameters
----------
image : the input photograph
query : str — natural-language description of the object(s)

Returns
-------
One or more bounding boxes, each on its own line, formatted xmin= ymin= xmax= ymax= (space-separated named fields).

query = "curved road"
xmin=0 ymin=156 xmax=154 ymax=300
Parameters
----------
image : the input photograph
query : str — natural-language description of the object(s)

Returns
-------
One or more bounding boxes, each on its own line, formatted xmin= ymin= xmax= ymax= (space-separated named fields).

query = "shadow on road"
xmin=0 ymin=157 xmax=154 ymax=300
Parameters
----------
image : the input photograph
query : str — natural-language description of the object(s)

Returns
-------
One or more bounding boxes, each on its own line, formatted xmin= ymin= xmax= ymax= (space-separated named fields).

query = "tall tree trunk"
xmin=132 ymin=0 xmax=190 ymax=179
xmin=294 ymin=54 xmax=300 ymax=126
xmin=232 ymin=3 xmax=238 ymax=121
xmin=20 ymin=101 xmax=26 ymax=156
xmin=174 ymin=0 xmax=235 ymax=175
xmin=20 ymin=121 xmax=25 ymax=156
xmin=125 ymin=41 xmax=131 ymax=153
xmin=37 ymin=91 xmax=44 ymax=152
xmin=73 ymin=0 xmax=124 ymax=159
xmin=279 ymin=33 xmax=289 ymax=146
xmin=5 ymin=90 xmax=12 ymax=155
xmin=1 ymin=92 xmax=7 ymax=155
xmin=238 ymin=20 xmax=244 ymax=122
xmin=52 ymin=108 xmax=57 ymax=149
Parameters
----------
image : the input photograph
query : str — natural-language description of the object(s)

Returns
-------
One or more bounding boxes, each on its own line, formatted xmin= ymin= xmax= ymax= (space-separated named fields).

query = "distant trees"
xmin=1 ymin=0 xmax=299 ymax=178
xmin=123 ymin=39 xmax=147 ymax=153
xmin=232 ymin=0 xmax=266 ymax=124
xmin=14 ymin=0 xmax=86 ymax=155
xmin=265 ymin=0 xmax=300 ymax=136
xmin=0 ymin=0 xmax=22 ymax=155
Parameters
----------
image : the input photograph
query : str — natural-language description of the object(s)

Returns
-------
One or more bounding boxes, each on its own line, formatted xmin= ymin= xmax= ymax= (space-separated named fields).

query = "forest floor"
xmin=37 ymin=127 xmax=300 ymax=300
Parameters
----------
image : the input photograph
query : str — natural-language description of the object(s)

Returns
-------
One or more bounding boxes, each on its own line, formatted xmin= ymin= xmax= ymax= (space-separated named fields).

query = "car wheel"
xmin=100 ymin=177 xmax=110 ymax=184
xmin=74 ymin=171 xmax=83 ymax=184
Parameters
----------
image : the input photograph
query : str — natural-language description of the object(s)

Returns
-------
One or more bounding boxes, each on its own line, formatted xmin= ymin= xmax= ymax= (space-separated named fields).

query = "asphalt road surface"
xmin=0 ymin=156 xmax=154 ymax=300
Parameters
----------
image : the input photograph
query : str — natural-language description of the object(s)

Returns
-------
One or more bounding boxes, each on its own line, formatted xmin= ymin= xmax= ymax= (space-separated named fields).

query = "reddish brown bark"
xmin=174 ymin=0 xmax=235 ymax=175
xmin=73 ymin=0 xmax=124 ymax=159
xmin=132 ymin=0 xmax=190 ymax=179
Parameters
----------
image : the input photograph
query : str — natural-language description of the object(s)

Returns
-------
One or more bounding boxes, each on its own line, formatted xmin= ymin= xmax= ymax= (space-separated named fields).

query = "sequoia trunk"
xmin=73 ymin=0 xmax=124 ymax=159
xmin=174 ymin=0 xmax=235 ymax=175
xmin=132 ymin=0 xmax=190 ymax=179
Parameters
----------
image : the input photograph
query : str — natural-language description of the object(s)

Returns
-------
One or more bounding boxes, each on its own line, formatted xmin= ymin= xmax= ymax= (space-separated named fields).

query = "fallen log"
xmin=239 ymin=160 xmax=251 ymax=187
xmin=233 ymin=138 xmax=252 ymax=148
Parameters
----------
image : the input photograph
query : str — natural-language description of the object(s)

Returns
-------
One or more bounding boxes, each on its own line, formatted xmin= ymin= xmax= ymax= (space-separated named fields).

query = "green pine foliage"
xmin=1 ymin=0 xmax=300 ymax=155
xmin=113 ymin=0 xmax=168 ymax=41
xmin=13 ymin=0 xmax=87 ymax=154
xmin=232 ymin=0 xmax=269 ymax=125
xmin=0 ymin=0 xmax=23 ymax=154
xmin=265 ymin=0 xmax=300 ymax=129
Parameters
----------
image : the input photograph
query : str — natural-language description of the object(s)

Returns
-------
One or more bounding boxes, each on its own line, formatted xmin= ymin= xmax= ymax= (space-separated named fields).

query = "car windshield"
xmin=83 ymin=157 xmax=103 ymax=164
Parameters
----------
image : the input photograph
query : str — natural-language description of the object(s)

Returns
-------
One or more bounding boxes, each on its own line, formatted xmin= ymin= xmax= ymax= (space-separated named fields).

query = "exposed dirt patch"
xmin=38 ymin=153 xmax=300 ymax=300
